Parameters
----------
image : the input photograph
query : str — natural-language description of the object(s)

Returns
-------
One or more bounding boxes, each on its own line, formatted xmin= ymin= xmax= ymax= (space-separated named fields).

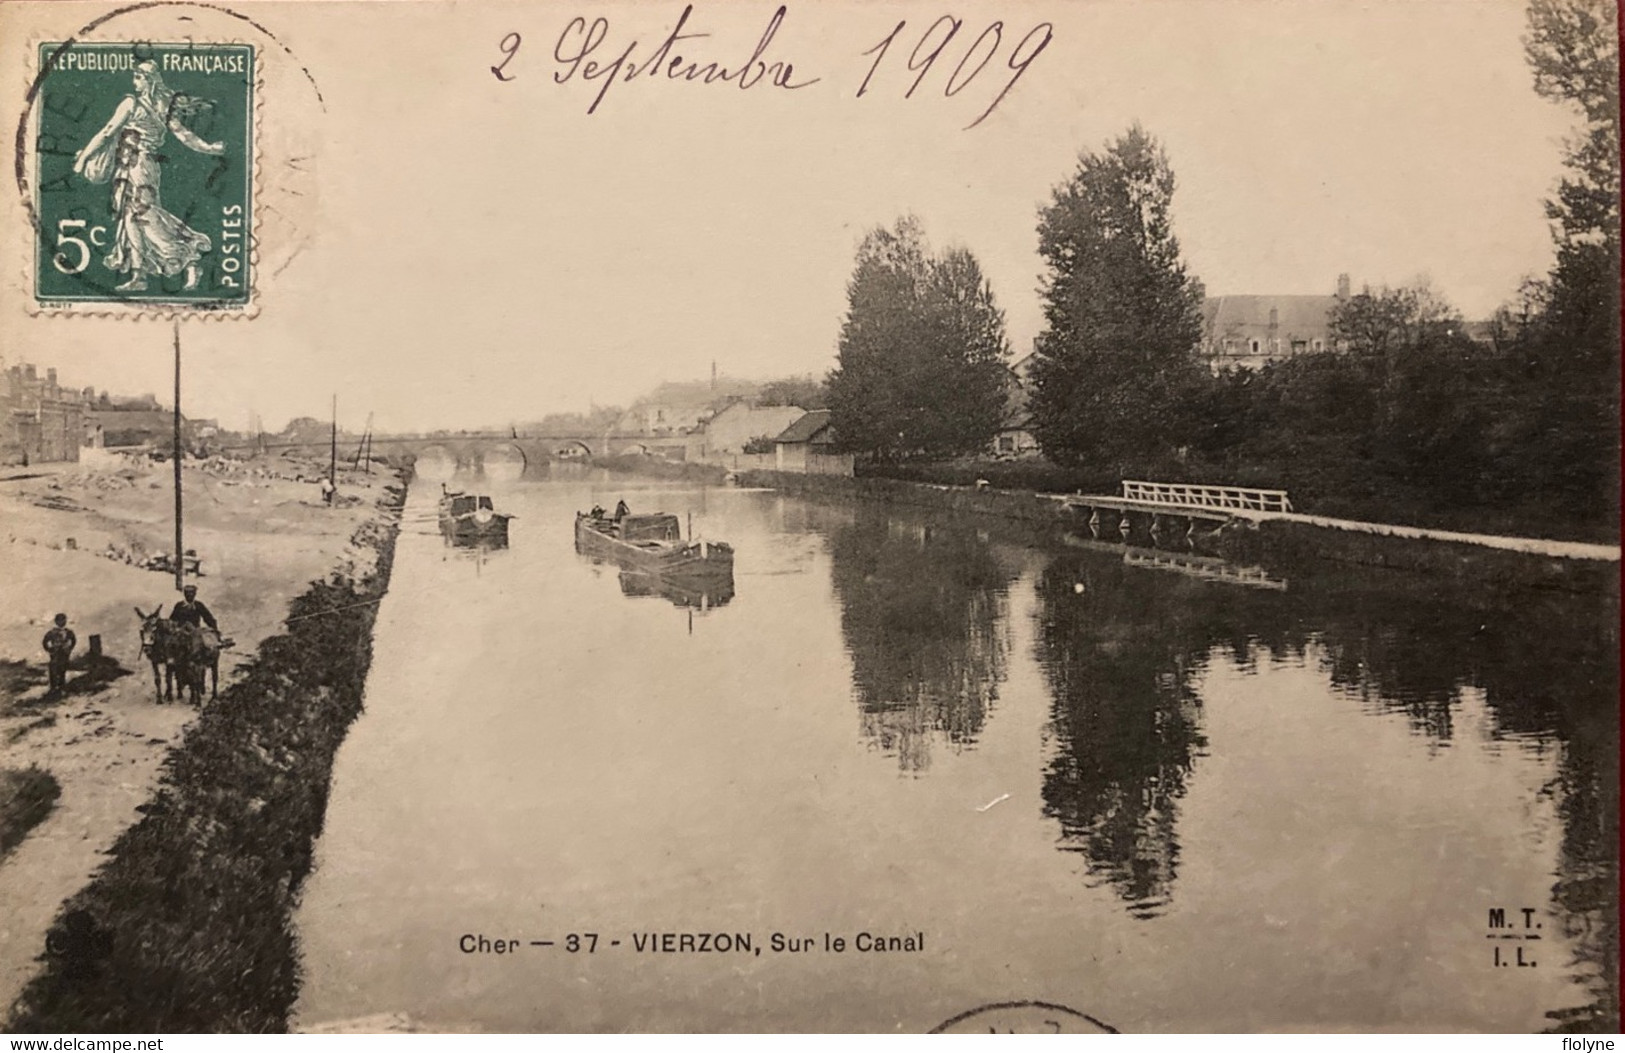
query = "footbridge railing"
xmin=1121 ymin=480 xmax=1293 ymax=514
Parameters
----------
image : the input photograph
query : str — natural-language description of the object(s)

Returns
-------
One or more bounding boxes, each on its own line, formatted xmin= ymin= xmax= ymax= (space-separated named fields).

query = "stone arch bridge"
xmin=257 ymin=432 xmax=694 ymax=477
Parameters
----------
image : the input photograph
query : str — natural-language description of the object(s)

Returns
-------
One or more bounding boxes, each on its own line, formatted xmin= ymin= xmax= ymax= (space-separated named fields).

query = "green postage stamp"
xmin=31 ymin=42 xmax=255 ymax=312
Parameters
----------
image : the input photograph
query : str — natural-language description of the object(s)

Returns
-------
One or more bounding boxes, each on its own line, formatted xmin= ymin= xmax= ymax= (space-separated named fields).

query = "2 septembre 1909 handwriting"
xmin=491 ymin=5 xmax=1053 ymax=130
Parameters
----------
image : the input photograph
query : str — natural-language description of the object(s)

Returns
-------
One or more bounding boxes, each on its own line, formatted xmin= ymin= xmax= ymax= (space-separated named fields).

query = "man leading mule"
xmin=135 ymin=585 xmax=225 ymax=704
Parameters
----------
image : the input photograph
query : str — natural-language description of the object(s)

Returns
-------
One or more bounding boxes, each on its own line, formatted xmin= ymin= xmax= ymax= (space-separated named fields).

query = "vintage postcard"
xmin=0 ymin=0 xmax=1618 ymax=1037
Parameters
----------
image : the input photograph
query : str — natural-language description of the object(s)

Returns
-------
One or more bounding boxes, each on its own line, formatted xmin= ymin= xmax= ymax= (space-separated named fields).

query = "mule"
xmin=171 ymin=625 xmax=221 ymax=704
xmin=135 ymin=606 xmax=179 ymax=702
xmin=134 ymin=608 xmax=221 ymax=704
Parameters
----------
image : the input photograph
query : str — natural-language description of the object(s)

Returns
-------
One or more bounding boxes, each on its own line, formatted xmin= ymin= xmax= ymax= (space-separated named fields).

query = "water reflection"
xmin=1036 ymin=534 xmax=1618 ymax=1025
xmin=618 ymin=568 xmax=734 ymax=610
xmin=292 ymin=479 xmax=1615 ymax=1031
xmin=481 ymin=446 xmax=526 ymax=482
xmin=1033 ymin=553 xmax=1210 ymax=918
xmin=826 ymin=510 xmax=1020 ymax=773
xmin=1290 ymin=575 xmax=1617 ymax=1031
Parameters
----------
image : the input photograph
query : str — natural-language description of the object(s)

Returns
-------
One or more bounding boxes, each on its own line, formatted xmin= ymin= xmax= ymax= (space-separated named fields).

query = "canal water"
xmin=292 ymin=472 xmax=1618 ymax=1033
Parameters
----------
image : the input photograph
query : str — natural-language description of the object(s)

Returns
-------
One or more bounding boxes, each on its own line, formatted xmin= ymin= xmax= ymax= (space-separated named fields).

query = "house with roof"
xmin=699 ymin=399 xmax=807 ymax=460
xmin=1202 ymin=294 xmax=1341 ymax=369
xmin=772 ymin=409 xmax=853 ymax=476
xmin=992 ymin=352 xmax=1041 ymax=458
xmin=1199 ymin=274 xmax=1355 ymax=369
xmin=1202 ymin=274 xmax=1494 ymax=368
xmin=614 ymin=378 xmax=762 ymax=437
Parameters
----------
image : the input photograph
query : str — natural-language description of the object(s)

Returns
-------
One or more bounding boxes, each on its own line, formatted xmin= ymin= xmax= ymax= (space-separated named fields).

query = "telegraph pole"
xmin=328 ymin=394 xmax=338 ymax=504
xmin=353 ymin=411 xmax=374 ymax=471
xmin=173 ymin=322 xmax=184 ymax=591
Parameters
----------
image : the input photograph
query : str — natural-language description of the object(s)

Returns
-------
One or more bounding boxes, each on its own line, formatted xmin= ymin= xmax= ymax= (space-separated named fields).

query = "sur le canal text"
xmin=458 ymin=931 xmax=925 ymax=956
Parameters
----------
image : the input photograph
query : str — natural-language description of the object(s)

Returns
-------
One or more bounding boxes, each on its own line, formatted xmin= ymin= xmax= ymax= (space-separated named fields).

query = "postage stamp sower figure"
xmin=33 ymin=43 xmax=254 ymax=310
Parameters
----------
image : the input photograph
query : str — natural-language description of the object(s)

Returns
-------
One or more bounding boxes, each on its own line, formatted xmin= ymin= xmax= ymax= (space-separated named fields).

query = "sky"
xmin=0 ymin=0 xmax=1583 ymax=433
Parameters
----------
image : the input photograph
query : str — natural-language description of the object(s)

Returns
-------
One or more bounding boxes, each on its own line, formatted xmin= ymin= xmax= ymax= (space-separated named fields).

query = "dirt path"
xmin=0 ymin=456 xmax=389 ymax=1013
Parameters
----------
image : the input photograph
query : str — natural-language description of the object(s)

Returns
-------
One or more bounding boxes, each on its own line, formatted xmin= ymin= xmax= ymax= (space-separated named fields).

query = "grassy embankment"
xmin=600 ymin=447 xmax=1614 ymax=545
xmin=737 ymin=466 xmax=1616 ymax=592
xmin=4 ymin=482 xmax=404 ymax=1033
xmin=0 ymin=768 xmax=60 ymax=859
xmin=858 ymin=457 xmax=1617 ymax=545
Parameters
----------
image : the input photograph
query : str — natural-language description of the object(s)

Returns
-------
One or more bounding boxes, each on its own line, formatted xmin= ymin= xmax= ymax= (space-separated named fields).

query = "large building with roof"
xmin=1200 ymin=274 xmax=1493 ymax=368
xmin=2 ymin=361 xmax=86 ymax=465
xmin=1200 ymin=275 xmax=1350 ymax=370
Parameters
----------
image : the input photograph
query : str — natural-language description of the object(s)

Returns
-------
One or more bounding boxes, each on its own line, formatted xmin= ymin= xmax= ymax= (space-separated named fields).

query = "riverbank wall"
xmin=737 ymin=470 xmax=1070 ymax=522
xmin=1247 ymin=516 xmax=1618 ymax=592
xmin=4 ymin=479 xmax=406 ymax=1034
xmin=596 ymin=454 xmax=729 ymax=486
xmin=736 ymin=469 xmax=1618 ymax=592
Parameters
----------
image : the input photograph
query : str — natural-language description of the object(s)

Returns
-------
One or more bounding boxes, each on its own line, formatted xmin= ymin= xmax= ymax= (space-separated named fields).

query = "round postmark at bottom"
xmin=929 ymin=1000 xmax=1119 ymax=1034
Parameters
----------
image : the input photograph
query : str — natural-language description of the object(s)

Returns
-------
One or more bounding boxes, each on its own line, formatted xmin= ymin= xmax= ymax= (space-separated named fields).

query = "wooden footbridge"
xmin=1050 ymin=479 xmax=1621 ymax=564
xmin=1049 ymin=480 xmax=1290 ymax=546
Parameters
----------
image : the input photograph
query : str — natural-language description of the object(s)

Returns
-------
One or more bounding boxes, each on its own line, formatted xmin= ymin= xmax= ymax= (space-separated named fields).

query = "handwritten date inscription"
xmin=492 ymin=6 xmax=1053 ymax=130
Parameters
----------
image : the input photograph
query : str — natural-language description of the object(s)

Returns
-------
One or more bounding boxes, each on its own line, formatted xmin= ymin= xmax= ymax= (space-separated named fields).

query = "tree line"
xmin=825 ymin=0 xmax=1618 ymax=539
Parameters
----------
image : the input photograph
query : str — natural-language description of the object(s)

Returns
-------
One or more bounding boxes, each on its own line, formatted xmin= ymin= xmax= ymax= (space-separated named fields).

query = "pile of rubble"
xmin=101 ymin=542 xmax=203 ymax=577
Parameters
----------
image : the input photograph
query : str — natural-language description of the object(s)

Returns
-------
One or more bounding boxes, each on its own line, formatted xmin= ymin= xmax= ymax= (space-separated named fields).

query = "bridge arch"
xmin=480 ymin=442 xmax=529 ymax=480
xmin=412 ymin=444 xmax=459 ymax=481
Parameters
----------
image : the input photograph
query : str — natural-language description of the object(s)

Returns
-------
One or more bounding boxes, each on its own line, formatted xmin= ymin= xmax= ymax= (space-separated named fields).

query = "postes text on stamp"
xmin=32 ymin=41 xmax=254 ymax=311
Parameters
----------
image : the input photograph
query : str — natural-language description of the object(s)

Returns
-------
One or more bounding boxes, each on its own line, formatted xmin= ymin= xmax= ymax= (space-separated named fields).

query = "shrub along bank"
xmin=859 ymin=458 xmax=1117 ymax=497
xmin=739 ymin=469 xmax=1615 ymax=592
xmin=5 ymin=484 xmax=405 ymax=1034
xmin=0 ymin=767 xmax=61 ymax=860
xmin=856 ymin=449 xmax=1615 ymax=546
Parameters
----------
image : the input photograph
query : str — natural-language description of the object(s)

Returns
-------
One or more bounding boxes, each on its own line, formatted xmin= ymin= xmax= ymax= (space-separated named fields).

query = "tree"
xmin=1515 ymin=0 xmax=1620 ymax=523
xmin=525 ymin=406 xmax=623 ymax=435
xmin=1328 ymin=281 xmax=1463 ymax=357
xmin=1029 ymin=125 xmax=1206 ymax=469
xmin=1322 ymin=283 xmax=1497 ymax=496
xmin=758 ymin=375 xmax=828 ymax=410
xmin=1486 ymin=276 xmax=1552 ymax=351
xmin=277 ymin=416 xmax=330 ymax=443
xmin=1524 ymin=0 xmax=1620 ymax=252
xmin=826 ymin=217 xmax=1011 ymax=461
xmin=1523 ymin=0 xmax=1620 ymax=376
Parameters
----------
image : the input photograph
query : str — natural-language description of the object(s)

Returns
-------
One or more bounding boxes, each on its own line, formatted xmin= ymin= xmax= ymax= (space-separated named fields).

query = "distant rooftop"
xmin=1203 ymin=295 xmax=1338 ymax=335
xmin=634 ymin=378 xmax=761 ymax=408
xmin=774 ymin=408 xmax=833 ymax=444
